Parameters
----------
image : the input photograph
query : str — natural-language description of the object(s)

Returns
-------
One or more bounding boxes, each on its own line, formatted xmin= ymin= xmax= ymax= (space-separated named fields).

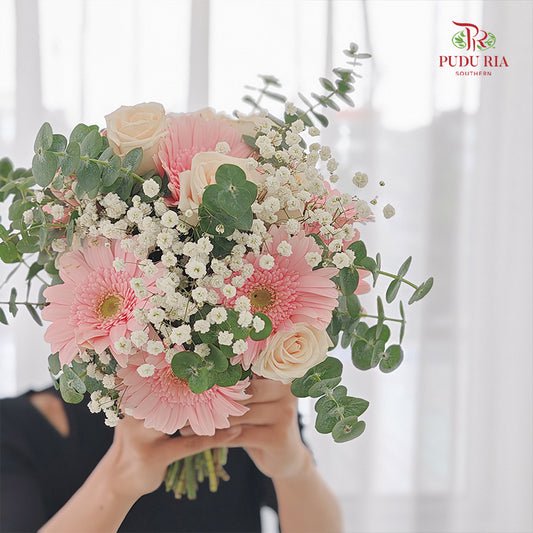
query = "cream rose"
xmin=252 ymin=323 xmax=332 ymax=384
xmin=105 ymin=102 xmax=168 ymax=176
xmin=178 ymin=152 xmax=265 ymax=215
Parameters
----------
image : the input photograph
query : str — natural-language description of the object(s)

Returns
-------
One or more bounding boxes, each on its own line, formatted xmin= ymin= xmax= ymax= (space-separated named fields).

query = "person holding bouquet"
xmin=0 ymin=375 xmax=344 ymax=533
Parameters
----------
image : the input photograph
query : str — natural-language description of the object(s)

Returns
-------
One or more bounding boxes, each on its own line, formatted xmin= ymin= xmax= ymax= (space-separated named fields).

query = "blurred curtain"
xmin=0 ymin=1 xmax=531 ymax=532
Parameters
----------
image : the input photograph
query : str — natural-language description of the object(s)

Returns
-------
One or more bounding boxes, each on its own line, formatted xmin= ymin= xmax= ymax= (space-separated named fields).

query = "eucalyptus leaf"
xmin=386 ymin=278 xmax=401 ymax=303
xmin=60 ymin=142 xmax=81 ymax=177
xmin=339 ymin=267 xmax=359 ymax=296
xmin=33 ymin=122 xmax=53 ymax=153
xmin=59 ymin=371 xmax=84 ymax=403
xmin=24 ymin=303 xmax=43 ymax=326
xmin=408 ymin=277 xmax=434 ymax=304
xmin=0 ymin=307 xmax=7 ymax=325
xmin=397 ymin=256 xmax=412 ymax=278
xmin=314 ymin=386 xmax=347 ymax=412
xmin=214 ymin=362 xmax=242 ymax=387
xmin=249 ymin=312 xmax=272 ymax=341
xmin=48 ymin=352 xmax=61 ymax=375
xmin=332 ymin=417 xmax=365 ymax=443
xmin=123 ymin=147 xmax=143 ymax=172
xmin=50 ymin=134 xmax=67 ymax=153
xmin=379 ymin=344 xmax=404 ymax=373
xmin=308 ymin=377 xmax=342 ymax=398
xmin=32 ymin=151 xmax=58 ymax=187
xmin=351 ymin=340 xmax=373 ymax=370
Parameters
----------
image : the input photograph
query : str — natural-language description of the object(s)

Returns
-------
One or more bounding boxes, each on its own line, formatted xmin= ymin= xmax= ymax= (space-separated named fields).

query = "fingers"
xmin=228 ymin=398 xmax=297 ymax=426
xmin=158 ymin=425 xmax=243 ymax=465
xmin=241 ymin=377 xmax=292 ymax=405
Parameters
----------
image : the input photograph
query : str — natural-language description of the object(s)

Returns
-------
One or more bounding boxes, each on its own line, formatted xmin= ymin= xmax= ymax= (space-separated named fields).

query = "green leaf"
xmin=0 ymin=157 xmax=13 ymax=178
xmin=48 ymin=352 xmax=61 ymax=375
xmin=376 ymin=296 xmax=385 ymax=337
xmin=351 ymin=340 xmax=373 ymax=370
xmin=290 ymin=357 xmax=343 ymax=398
xmin=337 ymin=92 xmax=355 ymax=107
xmin=249 ymin=312 xmax=272 ymax=341
xmin=69 ymin=123 xmax=90 ymax=144
xmin=8 ymin=287 xmax=17 ymax=316
xmin=332 ymin=417 xmax=365 ymax=442
xmin=339 ymin=267 xmax=359 ymax=296
xmin=314 ymin=386 xmax=347 ymax=412
xmin=60 ymin=141 xmax=81 ymax=177
xmin=346 ymin=293 xmax=361 ymax=319
xmin=397 ymin=256 xmax=412 ymax=278
xmin=114 ymin=173 xmax=134 ymax=201
xmin=34 ymin=122 xmax=53 ymax=152
xmin=16 ymin=235 xmax=40 ymax=254
xmin=25 ymin=304 xmax=42 ymax=326
xmin=32 ymin=151 xmax=58 ymax=187
xmin=0 ymin=242 xmax=20 ymax=263
xmin=339 ymin=396 xmax=369 ymax=417
xmin=263 ymin=90 xmax=287 ymax=103
xmin=348 ymin=240 xmax=367 ymax=261
xmin=319 ymin=77 xmax=335 ymax=91
xmin=408 ymin=277 xmax=434 ymax=304
xmin=367 ymin=323 xmax=390 ymax=343
xmin=399 ymin=301 xmax=406 ymax=343
xmin=101 ymin=155 xmax=122 ymax=187
xmin=59 ymin=365 xmax=85 ymax=403
xmin=171 ymin=351 xmax=203 ymax=379
xmin=308 ymin=376 xmax=342 ymax=398
xmin=76 ymin=160 xmax=100 ymax=194
xmin=188 ymin=367 xmax=212 ymax=394
xmin=379 ymin=344 xmax=404 ymax=373
xmin=50 ymin=134 xmax=67 ymax=153
xmin=311 ymin=110 xmax=329 ymax=127
xmin=0 ymin=307 xmax=7 ymax=325
xmin=80 ymin=129 xmax=103 ymax=159
xmin=386 ymin=278 xmax=401 ymax=304
xmin=123 ymin=147 xmax=143 ymax=172
xmin=215 ymin=362 xmax=242 ymax=387
xmin=315 ymin=405 xmax=342 ymax=434
xmin=206 ymin=345 xmax=229 ymax=372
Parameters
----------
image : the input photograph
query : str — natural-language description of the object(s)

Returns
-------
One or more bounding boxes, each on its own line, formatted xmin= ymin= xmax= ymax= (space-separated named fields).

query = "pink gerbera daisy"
xmin=42 ymin=238 xmax=163 ymax=367
xmin=155 ymin=113 xmax=253 ymax=204
xmin=228 ymin=226 xmax=339 ymax=368
xmin=118 ymin=351 xmax=250 ymax=435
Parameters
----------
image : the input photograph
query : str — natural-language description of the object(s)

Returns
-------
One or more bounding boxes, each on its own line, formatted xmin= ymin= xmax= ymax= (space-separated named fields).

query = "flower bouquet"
xmin=0 ymin=44 xmax=432 ymax=499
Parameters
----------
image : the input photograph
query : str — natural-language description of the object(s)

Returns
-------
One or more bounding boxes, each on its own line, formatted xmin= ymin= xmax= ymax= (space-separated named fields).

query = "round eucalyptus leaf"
xmin=351 ymin=340 xmax=373 ymax=370
xmin=33 ymin=122 xmax=53 ymax=153
xmin=308 ymin=376 xmax=342 ymax=398
xmin=32 ymin=151 xmax=58 ymax=187
xmin=339 ymin=396 xmax=369 ymax=417
xmin=188 ymin=367 xmax=212 ymax=394
xmin=332 ymin=417 xmax=365 ymax=443
xmin=171 ymin=351 xmax=203 ymax=379
xmin=249 ymin=312 xmax=272 ymax=341
xmin=214 ymin=362 xmax=242 ymax=387
xmin=379 ymin=344 xmax=404 ymax=373
xmin=315 ymin=407 xmax=342 ymax=434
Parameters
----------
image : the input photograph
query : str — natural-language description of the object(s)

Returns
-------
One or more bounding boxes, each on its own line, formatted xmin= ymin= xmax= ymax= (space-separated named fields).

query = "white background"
xmin=0 ymin=1 xmax=531 ymax=532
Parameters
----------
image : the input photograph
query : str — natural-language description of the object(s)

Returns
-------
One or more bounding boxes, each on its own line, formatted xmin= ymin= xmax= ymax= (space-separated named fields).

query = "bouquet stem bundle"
xmin=164 ymin=448 xmax=229 ymax=499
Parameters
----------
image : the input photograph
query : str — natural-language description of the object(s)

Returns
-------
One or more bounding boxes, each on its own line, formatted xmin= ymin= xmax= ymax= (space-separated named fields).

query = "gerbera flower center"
xmin=99 ymin=294 xmax=123 ymax=318
xmin=250 ymin=288 xmax=274 ymax=310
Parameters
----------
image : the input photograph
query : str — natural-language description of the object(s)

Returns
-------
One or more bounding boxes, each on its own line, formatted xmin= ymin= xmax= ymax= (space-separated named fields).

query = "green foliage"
xmin=198 ymin=164 xmax=257 ymax=237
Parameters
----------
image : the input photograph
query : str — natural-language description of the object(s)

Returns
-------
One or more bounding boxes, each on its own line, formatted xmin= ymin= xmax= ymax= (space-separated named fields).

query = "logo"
xmin=439 ymin=21 xmax=508 ymax=76
xmin=451 ymin=21 xmax=496 ymax=52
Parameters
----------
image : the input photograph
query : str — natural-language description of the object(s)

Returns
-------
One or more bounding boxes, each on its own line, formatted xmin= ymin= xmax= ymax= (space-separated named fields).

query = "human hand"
xmin=227 ymin=376 xmax=312 ymax=481
xmin=103 ymin=415 xmax=243 ymax=500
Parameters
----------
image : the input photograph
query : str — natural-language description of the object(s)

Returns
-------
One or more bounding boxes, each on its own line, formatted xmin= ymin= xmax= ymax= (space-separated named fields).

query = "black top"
xmin=0 ymin=390 xmax=277 ymax=533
